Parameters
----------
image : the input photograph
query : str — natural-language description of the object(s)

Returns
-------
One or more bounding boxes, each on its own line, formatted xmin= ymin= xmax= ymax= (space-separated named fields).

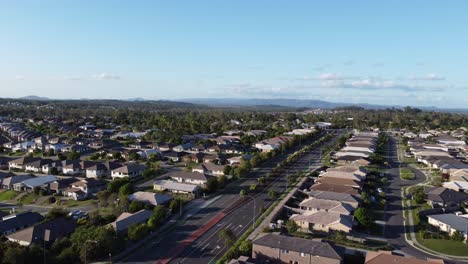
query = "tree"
xmin=96 ymin=190 xmax=110 ymax=207
xmin=205 ymin=177 xmax=218 ymax=193
xmin=223 ymin=165 xmax=232 ymax=175
xmin=112 ymin=152 xmax=122 ymax=160
xmin=118 ymin=183 xmax=133 ymax=196
xmin=451 ymin=230 xmax=463 ymax=241
xmin=2 ymin=244 xmax=27 ymax=264
xmin=238 ymin=239 xmax=252 ymax=256
xmin=239 ymin=189 xmax=246 ymax=197
xmin=285 ymin=219 xmax=298 ymax=233
xmin=147 ymin=205 xmax=167 ymax=230
xmin=127 ymin=223 xmax=149 ymax=241
xmin=354 ymin=208 xmax=374 ymax=228
xmin=129 ymin=200 xmax=145 ymax=213
xmin=257 ymin=177 xmax=266 ymax=185
xmin=67 ymin=151 xmax=80 ymax=160
xmin=142 ymin=168 xmax=156 ymax=180
xmin=249 ymin=184 xmax=257 ymax=192
xmin=170 ymin=198 xmax=184 ymax=214
xmin=50 ymin=167 xmax=58 ymax=175
xmin=107 ymin=178 xmax=130 ymax=193
xmin=217 ymin=175 xmax=227 ymax=189
xmin=218 ymin=228 xmax=237 ymax=247
xmin=268 ymin=189 xmax=278 ymax=200
xmin=128 ymin=152 xmax=140 ymax=161
xmin=45 ymin=207 xmax=68 ymax=220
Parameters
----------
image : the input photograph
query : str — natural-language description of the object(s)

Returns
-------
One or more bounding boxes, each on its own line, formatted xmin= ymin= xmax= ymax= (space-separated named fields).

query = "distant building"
xmin=252 ymin=233 xmax=342 ymax=264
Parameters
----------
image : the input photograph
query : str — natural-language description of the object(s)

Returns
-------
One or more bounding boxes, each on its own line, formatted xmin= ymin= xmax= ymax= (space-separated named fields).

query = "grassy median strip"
xmin=400 ymin=168 xmax=415 ymax=180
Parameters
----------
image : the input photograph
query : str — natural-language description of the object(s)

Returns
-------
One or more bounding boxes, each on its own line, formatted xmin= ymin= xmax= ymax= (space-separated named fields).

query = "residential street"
xmin=384 ymin=136 xmax=466 ymax=263
xmin=118 ymin=131 xmax=341 ymax=264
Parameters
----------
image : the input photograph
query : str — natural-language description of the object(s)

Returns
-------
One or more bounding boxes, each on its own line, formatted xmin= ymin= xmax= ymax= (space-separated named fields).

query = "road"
xmin=384 ymin=136 xmax=466 ymax=264
xmin=119 ymin=131 xmax=342 ymax=264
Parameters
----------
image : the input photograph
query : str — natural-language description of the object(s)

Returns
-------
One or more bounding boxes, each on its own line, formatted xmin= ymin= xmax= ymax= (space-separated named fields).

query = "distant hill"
xmin=19 ymin=95 xmax=50 ymax=101
xmin=180 ymin=98 xmax=387 ymax=109
xmin=180 ymin=98 xmax=468 ymax=113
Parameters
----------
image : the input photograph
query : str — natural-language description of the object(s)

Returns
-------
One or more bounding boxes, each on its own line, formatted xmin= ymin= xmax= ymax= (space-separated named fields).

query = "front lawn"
xmin=416 ymin=235 xmax=468 ymax=256
xmin=59 ymin=199 xmax=97 ymax=208
xmin=0 ymin=190 xmax=17 ymax=201
xmin=400 ymin=168 xmax=415 ymax=180
xmin=18 ymin=193 xmax=39 ymax=204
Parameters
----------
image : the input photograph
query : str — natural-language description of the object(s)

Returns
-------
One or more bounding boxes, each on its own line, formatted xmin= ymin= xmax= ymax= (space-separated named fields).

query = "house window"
xmin=281 ymin=249 xmax=289 ymax=254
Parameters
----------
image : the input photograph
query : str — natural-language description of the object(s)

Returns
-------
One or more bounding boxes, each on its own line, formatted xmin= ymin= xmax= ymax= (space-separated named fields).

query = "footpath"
xmin=397 ymin=143 xmax=468 ymax=262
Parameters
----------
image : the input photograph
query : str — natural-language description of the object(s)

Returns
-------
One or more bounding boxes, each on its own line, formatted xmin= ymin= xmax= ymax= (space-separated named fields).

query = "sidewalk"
xmin=401 ymin=165 xmax=468 ymax=261
xmin=248 ymin=169 xmax=314 ymax=241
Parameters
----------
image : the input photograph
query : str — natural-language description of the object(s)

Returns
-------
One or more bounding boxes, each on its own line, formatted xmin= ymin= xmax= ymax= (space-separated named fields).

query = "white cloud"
xmin=93 ymin=73 xmax=121 ymax=80
xmin=318 ymin=73 xmax=345 ymax=81
xmin=61 ymin=73 xmax=121 ymax=81
xmin=15 ymin=75 xmax=25 ymax=80
xmin=410 ymin=73 xmax=445 ymax=81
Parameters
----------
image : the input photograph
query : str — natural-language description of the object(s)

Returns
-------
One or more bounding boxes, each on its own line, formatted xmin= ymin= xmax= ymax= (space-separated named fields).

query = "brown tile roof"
xmin=310 ymin=183 xmax=360 ymax=195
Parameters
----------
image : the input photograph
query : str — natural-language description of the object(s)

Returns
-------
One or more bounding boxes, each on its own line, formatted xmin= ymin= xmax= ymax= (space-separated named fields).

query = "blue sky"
xmin=1 ymin=1 xmax=467 ymax=108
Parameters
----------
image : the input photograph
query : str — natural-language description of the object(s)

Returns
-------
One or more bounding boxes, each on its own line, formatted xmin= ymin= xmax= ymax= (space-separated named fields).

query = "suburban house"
xmin=317 ymin=177 xmax=363 ymax=189
xmin=49 ymin=177 xmax=78 ymax=195
xmin=153 ymin=180 xmax=201 ymax=196
xmin=0 ymin=211 xmax=44 ymax=236
xmin=41 ymin=160 xmax=64 ymax=174
xmin=443 ymin=181 xmax=468 ymax=193
xmin=111 ymin=163 xmax=146 ymax=179
xmin=63 ymin=178 xmax=107 ymax=200
xmin=252 ymin=233 xmax=342 ymax=264
xmin=365 ymin=251 xmax=444 ymax=264
xmin=128 ymin=191 xmax=173 ymax=206
xmin=299 ymin=198 xmax=356 ymax=215
xmin=6 ymin=217 xmax=76 ymax=246
xmin=62 ymin=160 xmax=82 ymax=175
xmin=254 ymin=136 xmax=292 ymax=152
xmin=192 ymin=163 xmax=225 ymax=176
xmin=310 ymin=183 xmax=360 ymax=195
xmin=110 ymin=209 xmax=153 ymax=233
xmin=1 ymin=174 xmax=34 ymax=189
xmin=167 ymin=171 xmax=210 ymax=186
xmin=85 ymin=162 xmax=121 ymax=178
xmin=8 ymin=157 xmax=41 ymax=170
xmin=306 ymin=191 xmax=360 ymax=208
xmin=427 ymin=214 xmax=468 ymax=240
xmin=24 ymin=158 xmax=53 ymax=173
xmin=290 ymin=211 xmax=354 ymax=233
xmin=12 ymin=175 xmax=57 ymax=192
xmin=424 ymin=187 xmax=468 ymax=208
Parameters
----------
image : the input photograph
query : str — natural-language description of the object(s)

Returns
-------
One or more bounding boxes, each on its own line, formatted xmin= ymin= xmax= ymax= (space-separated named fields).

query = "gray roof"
xmin=110 ymin=209 xmax=152 ymax=232
xmin=307 ymin=190 xmax=360 ymax=205
xmin=428 ymin=213 xmax=468 ymax=232
xmin=0 ymin=211 xmax=44 ymax=235
xmin=253 ymin=233 xmax=342 ymax=260
xmin=167 ymin=171 xmax=209 ymax=182
xmin=16 ymin=175 xmax=58 ymax=188
xmin=154 ymin=180 xmax=200 ymax=193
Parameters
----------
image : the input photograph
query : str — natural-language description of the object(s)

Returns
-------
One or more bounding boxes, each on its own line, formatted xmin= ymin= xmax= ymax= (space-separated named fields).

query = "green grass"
xmin=400 ymin=168 xmax=415 ymax=180
xmin=0 ymin=190 xmax=17 ymax=201
xmin=416 ymin=235 xmax=468 ymax=256
xmin=18 ymin=193 xmax=39 ymax=204
xmin=60 ymin=199 xmax=96 ymax=207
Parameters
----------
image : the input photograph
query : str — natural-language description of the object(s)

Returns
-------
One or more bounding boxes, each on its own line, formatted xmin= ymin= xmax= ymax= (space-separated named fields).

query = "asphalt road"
xmin=168 ymin=133 xmax=341 ymax=264
xmin=384 ymin=136 xmax=466 ymax=264
xmin=119 ymin=131 xmax=341 ymax=264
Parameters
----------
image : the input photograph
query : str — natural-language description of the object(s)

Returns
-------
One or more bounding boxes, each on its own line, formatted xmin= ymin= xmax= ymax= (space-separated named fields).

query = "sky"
xmin=1 ymin=1 xmax=468 ymax=108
